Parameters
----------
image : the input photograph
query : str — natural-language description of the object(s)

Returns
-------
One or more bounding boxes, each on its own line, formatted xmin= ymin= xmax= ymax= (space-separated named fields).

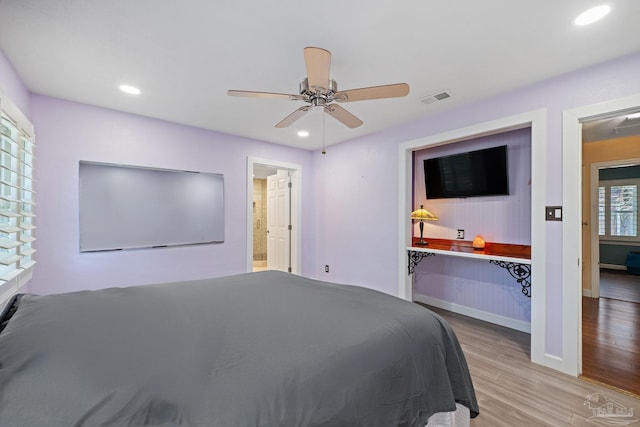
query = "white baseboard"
xmin=582 ymin=288 xmax=593 ymax=297
xmin=600 ymin=263 xmax=627 ymax=271
xmin=414 ymin=293 xmax=531 ymax=333
xmin=543 ymin=353 xmax=566 ymax=372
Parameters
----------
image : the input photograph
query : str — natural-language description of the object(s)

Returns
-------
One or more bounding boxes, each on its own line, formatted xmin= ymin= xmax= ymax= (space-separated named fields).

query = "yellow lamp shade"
xmin=410 ymin=205 xmax=438 ymax=221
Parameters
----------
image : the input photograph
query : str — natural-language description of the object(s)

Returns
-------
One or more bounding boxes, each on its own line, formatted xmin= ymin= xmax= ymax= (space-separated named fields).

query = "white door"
xmin=267 ymin=170 xmax=291 ymax=272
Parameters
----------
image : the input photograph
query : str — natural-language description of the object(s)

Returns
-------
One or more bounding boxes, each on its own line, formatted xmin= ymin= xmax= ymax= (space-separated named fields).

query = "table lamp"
xmin=410 ymin=205 xmax=438 ymax=245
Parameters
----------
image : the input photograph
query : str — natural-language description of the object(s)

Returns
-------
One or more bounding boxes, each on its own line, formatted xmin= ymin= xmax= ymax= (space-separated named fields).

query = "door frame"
xmin=398 ymin=108 xmax=547 ymax=367
xmin=246 ymin=157 xmax=302 ymax=274
xmin=562 ymin=92 xmax=640 ymax=376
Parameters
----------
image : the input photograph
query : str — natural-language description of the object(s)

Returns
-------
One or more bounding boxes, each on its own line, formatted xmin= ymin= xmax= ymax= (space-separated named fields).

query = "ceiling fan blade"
xmin=275 ymin=106 xmax=311 ymax=128
xmin=334 ymin=83 xmax=409 ymax=102
xmin=227 ymin=90 xmax=304 ymax=101
xmin=324 ymin=104 xmax=363 ymax=128
xmin=304 ymin=47 xmax=331 ymax=91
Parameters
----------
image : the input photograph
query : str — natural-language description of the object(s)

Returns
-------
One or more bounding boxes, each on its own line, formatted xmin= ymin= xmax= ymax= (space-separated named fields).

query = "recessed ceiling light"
xmin=119 ymin=84 xmax=141 ymax=95
xmin=574 ymin=5 xmax=610 ymax=26
xmin=297 ymin=130 xmax=310 ymax=138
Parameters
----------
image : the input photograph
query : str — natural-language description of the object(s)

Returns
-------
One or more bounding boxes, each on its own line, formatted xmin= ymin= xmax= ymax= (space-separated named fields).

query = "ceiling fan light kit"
xmin=228 ymin=47 xmax=410 ymax=129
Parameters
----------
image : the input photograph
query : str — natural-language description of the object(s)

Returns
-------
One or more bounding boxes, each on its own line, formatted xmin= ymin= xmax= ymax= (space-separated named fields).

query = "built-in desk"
xmin=407 ymin=238 xmax=532 ymax=297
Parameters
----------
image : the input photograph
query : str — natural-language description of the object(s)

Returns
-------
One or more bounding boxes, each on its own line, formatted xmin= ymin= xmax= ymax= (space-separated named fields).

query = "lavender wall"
xmin=311 ymin=135 xmax=400 ymax=291
xmin=29 ymin=95 xmax=314 ymax=294
xmin=314 ymin=51 xmax=640 ymax=357
xmin=0 ymin=50 xmax=30 ymax=116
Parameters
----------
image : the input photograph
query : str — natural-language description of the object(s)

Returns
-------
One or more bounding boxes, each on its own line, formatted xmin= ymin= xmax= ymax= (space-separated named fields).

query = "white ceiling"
xmin=1 ymin=1 xmax=639 ymax=150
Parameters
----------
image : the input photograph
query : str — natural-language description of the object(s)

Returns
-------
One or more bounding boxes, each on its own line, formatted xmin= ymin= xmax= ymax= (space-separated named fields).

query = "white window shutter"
xmin=0 ymin=90 xmax=36 ymax=295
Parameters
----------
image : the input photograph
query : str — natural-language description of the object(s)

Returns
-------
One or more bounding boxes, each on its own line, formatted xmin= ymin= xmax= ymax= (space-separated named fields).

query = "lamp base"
xmin=414 ymin=240 xmax=429 ymax=246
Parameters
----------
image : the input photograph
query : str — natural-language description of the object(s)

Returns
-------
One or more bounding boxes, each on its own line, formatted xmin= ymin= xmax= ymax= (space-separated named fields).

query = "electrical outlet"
xmin=457 ymin=229 xmax=465 ymax=239
xmin=325 ymin=265 xmax=329 ymax=273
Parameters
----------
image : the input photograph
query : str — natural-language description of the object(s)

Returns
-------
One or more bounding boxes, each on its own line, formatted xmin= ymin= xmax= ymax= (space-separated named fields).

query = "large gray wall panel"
xmin=79 ymin=162 xmax=224 ymax=251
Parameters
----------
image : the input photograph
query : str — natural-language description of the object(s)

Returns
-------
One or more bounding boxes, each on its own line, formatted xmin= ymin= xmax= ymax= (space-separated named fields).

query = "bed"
xmin=0 ymin=270 xmax=478 ymax=426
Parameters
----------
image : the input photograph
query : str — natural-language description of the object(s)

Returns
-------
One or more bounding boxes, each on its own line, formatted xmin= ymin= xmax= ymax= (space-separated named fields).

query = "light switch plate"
xmin=545 ymin=206 xmax=562 ymax=221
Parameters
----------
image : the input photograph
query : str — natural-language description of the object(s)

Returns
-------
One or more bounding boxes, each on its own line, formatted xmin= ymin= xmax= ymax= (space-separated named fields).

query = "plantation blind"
xmin=609 ymin=183 xmax=637 ymax=238
xmin=0 ymin=90 xmax=35 ymax=296
xmin=598 ymin=179 xmax=639 ymax=241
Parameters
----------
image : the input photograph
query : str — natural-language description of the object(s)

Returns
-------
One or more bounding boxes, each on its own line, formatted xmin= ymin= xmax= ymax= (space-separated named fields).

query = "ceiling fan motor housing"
xmin=300 ymin=78 xmax=338 ymax=107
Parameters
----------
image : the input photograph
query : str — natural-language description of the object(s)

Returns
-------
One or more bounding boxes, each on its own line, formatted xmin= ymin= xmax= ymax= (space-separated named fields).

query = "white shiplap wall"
xmin=413 ymin=127 xmax=531 ymax=243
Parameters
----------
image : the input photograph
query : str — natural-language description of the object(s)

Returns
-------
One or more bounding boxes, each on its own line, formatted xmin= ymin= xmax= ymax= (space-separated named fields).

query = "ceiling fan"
xmin=227 ymin=47 xmax=409 ymax=129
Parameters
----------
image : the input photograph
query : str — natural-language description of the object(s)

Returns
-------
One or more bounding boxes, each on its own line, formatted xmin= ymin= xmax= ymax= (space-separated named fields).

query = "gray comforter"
xmin=0 ymin=271 xmax=478 ymax=426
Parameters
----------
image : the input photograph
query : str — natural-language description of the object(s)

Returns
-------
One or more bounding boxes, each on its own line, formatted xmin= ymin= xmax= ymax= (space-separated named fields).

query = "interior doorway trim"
xmin=398 ymin=108 xmax=547 ymax=367
xmin=562 ymin=92 xmax=640 ymax=377
xmin=246 ymin=157 xmax=302 ymax=274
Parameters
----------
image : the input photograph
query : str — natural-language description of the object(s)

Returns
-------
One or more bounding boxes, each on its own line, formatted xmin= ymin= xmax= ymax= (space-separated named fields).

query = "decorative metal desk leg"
xmin=408 ymin=251 xmax=435 ymax=275
xmin=489 ymin=260 xmax=531 ymax=297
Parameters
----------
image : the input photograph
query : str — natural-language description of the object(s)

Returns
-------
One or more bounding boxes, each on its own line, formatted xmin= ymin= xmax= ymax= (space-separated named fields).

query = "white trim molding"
xmin=398 ymin=109 xmax=547 ymax=368
xmin=414 ymin=293 xmax=531 ymax=333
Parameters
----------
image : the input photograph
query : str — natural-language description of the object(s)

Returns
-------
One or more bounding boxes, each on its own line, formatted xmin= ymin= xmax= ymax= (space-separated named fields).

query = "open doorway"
xmin=579 ymin=114 xmax=640 ymax=395
xmin=583 ymin=157 xmax=640 ymax=302
xmin=252 ymin=168 xmax=292 ymax=272
xmin=251 ymin=165 xmax=276 ymax=272
xmin=246 ymin=157 xmax=302 ymax=274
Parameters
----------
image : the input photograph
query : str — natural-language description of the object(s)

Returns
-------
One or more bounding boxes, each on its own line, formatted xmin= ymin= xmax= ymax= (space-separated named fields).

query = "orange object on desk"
xmin=472 ymin=235 xmax=485 ymax=250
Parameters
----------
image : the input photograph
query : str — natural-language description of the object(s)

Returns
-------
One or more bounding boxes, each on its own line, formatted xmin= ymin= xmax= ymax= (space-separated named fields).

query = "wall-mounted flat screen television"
xmin=424 ymin=145 xmax=509 ymax=199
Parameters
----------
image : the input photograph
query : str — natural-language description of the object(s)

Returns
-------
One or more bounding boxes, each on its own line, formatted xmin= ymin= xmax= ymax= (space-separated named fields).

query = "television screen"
xmin=424 ymin=145 xmax=509 ymax=199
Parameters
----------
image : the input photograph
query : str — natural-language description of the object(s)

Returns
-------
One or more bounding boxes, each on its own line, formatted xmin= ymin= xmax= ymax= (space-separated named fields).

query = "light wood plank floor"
xmin=420 ymin=304 xmax=640 ymax=427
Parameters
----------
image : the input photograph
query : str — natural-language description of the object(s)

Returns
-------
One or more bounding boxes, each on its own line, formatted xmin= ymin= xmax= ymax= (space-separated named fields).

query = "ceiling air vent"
xmin=418 ymin=90 xmax=453 ymax=105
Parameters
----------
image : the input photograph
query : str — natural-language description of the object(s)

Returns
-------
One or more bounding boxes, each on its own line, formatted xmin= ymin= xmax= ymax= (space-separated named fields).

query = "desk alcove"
xmin=408 ymin=238 xmax=532 ymax=297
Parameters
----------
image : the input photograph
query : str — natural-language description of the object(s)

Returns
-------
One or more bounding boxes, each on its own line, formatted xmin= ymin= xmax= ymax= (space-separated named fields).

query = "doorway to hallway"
xmin=246 ymin=157 xmax=302 ymax=274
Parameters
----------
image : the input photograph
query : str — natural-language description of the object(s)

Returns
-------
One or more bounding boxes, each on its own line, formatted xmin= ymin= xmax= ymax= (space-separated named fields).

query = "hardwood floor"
xmin=600 ymin=269 xmax=640 ymax=303
xmin=420 ymin=304 xmax=640 ymax=426
xmin=582 ymin=296 xmax=640 ymax=396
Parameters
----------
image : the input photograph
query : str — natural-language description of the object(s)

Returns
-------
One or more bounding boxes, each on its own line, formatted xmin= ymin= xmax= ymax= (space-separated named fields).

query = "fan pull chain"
xmin=322 ymin=110 xmax=326 ymax=155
